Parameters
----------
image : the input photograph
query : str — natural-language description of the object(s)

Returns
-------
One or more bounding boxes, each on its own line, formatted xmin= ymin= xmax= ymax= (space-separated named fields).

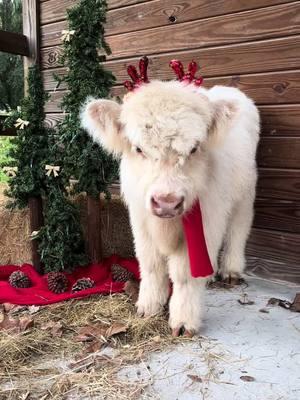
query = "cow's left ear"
xmin=207 ymin=100 xmax=238 ymax=147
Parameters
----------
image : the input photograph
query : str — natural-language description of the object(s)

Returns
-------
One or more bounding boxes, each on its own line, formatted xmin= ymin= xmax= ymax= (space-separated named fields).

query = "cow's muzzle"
xmin=151 ymin=194 xmax=184 ymax=218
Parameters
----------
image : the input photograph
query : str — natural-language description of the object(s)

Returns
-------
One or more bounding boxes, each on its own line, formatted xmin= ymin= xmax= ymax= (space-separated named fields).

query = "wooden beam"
xmin=0 ymin=30 xmax=29 ymax=56
xmin=23 ymin=0 xmax=40 ymax=68
xmin=28 ymin=196 xmax=44 ymax=274
xmin=87 ymin=195 xmax=102 ymax=264
xmin=23 ymin=1 xmax=44 ymax=272
xmin=0 ymin=116 xmax=16 ymax=136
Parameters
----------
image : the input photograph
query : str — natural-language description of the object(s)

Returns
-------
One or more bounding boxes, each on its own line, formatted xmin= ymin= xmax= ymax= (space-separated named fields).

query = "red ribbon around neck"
xmin=182 ymin=201 xmax=214 ymax=278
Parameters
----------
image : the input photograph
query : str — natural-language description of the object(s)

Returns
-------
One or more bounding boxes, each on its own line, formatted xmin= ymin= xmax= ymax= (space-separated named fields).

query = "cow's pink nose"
xmin=151 ymin=194 xmax=184 ymax=218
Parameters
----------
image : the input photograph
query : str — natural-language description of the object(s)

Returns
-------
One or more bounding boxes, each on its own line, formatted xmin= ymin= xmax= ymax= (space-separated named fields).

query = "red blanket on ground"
xmin=0 ymin=255 xmax=140 ymax=306
xmin=0 ymin=201 xmax=213 ymax=306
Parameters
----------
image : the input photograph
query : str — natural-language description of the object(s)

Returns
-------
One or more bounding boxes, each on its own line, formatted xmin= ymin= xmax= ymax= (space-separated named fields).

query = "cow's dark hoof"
xmin=172 ymin=326 xmax=195 ymax=337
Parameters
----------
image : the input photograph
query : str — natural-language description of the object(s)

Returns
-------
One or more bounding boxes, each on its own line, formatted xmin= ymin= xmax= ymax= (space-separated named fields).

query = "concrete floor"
xmin=119 ymin=276 xmax=300 ymax=400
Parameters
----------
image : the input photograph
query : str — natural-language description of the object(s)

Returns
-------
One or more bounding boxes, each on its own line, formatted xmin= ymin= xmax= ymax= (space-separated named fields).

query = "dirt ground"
xmin=1 ymin=276 xmax=299 ymax=399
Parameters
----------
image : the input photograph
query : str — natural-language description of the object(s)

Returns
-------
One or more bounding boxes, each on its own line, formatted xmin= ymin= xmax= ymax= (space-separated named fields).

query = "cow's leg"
xmin=220 ymin=192 xmax=255 ymax=279
xmin=132 ymin=218 xmax=169 ymax=317
xmin=168 ymin=246 xmax=206 ymax=336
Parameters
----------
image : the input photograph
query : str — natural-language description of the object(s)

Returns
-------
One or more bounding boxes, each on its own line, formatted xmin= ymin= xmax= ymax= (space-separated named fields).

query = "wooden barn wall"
xmin=40 ymin=0 xmax=300 ymax=282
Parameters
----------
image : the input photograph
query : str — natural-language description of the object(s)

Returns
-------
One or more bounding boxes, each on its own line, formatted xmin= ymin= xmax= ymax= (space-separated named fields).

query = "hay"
xmin=0 ymin=184 xmax=134 ymax=266
xmin=0 ymin=294 xmax=184 ymax=399
xmin=0 ymin=184 xmax=31 ymax=265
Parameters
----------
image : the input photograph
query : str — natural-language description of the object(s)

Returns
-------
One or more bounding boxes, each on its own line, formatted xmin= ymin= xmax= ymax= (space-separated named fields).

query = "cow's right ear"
xmin=81 ymin=98 xmax=129 ymax=156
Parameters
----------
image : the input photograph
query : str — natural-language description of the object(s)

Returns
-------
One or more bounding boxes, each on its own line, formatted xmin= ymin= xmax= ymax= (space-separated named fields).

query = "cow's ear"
xmin=207 ymin=100 xmax=238 ymax=147
xmin=81 ymin=98 xmax=130 ymax=156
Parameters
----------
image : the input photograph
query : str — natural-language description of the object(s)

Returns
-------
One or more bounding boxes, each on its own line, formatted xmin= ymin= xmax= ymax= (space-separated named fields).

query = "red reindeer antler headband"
xmin=169 ymin=60 xmax=203 ymax=86
xmin=123 ymin=57 xmax=203 ymax=91
xmin=123 ymin=56 xmax=149 ymax=91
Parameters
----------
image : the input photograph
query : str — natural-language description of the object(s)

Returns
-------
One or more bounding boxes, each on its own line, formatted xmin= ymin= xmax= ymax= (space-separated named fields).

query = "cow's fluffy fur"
xmin=81 ymin=80 xmax=260 ymax=335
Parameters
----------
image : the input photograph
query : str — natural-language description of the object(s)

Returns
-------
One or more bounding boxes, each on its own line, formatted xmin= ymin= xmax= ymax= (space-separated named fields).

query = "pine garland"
xmin=3 ymin=66 xmax=48 ymax=209
xmin=56 ymin=0 xmax=118 ymax=198
xmin=37 ymin=132 xmax=88 ymax=273
xmin=2 ymin=0 xmax=117 ymax=273
xmin=38 ymin=0 xmax=118 ymax=271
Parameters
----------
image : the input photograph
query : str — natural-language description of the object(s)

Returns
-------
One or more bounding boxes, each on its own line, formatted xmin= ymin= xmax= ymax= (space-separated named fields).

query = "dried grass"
xmin=0 ymin=184 xmax=134 ymax=267
xmin=0 ymin=294 xmax=182 ymax=399
xmin=0 ymin=184 xmax=31 ymax=265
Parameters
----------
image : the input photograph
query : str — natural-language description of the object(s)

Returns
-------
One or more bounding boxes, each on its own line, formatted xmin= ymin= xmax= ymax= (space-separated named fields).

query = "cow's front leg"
xmin=168 ymin=246 xmax=206 ymax=336
xmin=134 ymin=232 xmax=169 ymax=317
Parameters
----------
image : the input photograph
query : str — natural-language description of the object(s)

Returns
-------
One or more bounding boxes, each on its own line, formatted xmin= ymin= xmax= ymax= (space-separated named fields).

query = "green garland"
xmin=3 ymin=66 xmax=48 ymax=209
xmin=37 ymin=132 xmax=88 ymax=273
xmin=3 ymin=0 xmax=117 ymax=272
xmin=56 ymin=0 xmax=118 ymax=197
xmin=38 ymin=0 xmax=118 ymax=271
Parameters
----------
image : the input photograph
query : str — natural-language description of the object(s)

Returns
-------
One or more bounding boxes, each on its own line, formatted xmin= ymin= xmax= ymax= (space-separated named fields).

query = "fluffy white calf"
xmin=82 ymin=80 xmax=260 ymax=336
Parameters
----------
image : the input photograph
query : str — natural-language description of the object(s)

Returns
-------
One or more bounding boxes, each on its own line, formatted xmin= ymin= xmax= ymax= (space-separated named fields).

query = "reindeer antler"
xmin=123 ymin=56 xmax=150 ymax=91
xmin=169 ymin=59 xmax=203 ymax=87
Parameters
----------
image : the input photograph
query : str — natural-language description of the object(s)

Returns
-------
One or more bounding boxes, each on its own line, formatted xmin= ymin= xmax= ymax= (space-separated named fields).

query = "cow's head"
xmin=81 ymin=80 xmax=236 ymax=218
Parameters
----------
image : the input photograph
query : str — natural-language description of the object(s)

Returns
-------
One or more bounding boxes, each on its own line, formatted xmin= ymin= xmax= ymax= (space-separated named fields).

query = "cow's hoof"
xmin=171 ymin=326 xmax=195 ymax=338
xmin=207 ymin=272 xmax=246 ymax=288
xmin=136 ymin=302 xmax=163 ymax=318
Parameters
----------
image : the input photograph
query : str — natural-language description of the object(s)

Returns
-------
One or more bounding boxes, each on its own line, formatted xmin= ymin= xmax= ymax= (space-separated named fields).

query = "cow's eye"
xmin=136 ymin=147 xmax=143 ymax=154
xmin=190 ymin=146 xmax=198 ymax=154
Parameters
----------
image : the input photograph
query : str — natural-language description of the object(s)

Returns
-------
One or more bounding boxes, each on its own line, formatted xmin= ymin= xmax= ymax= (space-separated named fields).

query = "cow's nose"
xmin=151 ymin=194 xmax=184 ymax=218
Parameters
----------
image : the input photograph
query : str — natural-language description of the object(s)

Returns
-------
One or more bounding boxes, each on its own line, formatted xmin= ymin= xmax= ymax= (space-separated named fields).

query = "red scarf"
xmin=182 ymin=201 xmax=214 ymax=278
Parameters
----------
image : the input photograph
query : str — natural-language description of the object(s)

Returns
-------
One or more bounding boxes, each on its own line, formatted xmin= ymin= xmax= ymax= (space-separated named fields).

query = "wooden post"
xmin=87 ymin=195 xmax=102 ymax=264
xmin=23 ymin=0 xmax=44 ymax=272
xmin=28 ymin=196 xmax=44 ymax=273
xmin=23 ymin=0 xmax=40 ymax=84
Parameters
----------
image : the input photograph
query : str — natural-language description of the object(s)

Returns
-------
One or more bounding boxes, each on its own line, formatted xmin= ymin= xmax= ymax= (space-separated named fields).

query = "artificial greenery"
xmin=4 ymin=66 xmax=87 ymax=272
xmin=37 ymin=131 xmax=88 ymax=272
xmin=2 ymin=0 xmax=117 ymax=272
xmin=3 ymin=65 xmax=49 ymax=209
xmin=56 ymin=0 xmax=118 ymax=198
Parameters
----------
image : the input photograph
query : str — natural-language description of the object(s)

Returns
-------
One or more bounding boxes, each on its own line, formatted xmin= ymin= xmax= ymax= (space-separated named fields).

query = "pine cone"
xmin=9 ymin=271 xmax=32 ymax=288
xmin=111 ymin=264 xmax=135 ymax=282
xmin=72 ymin=278 xmax=95 ymax=293
xmin=48 ymin=272 xmax=69 ymax=294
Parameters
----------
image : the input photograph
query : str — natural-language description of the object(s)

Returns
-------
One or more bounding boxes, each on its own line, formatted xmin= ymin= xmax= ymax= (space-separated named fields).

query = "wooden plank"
xmin=40 ymin=0 xmax=147 ymax=8
xmin=43 ymin=67 xmax=66 ymax=90
xmin=104 ymin=2 xmax=300 ymax=59
xmin=246 ymin=256 xmax=300 ymax=284
xmin=247 ymin=228 xmax=300 ymax=266
xmin=40 ymin=0 xmax=154 ymax=25
xmin=205 ymin=71 xmax=300 ymax=105
xmin=41 ymin=46 xmax=64 ymax=69
xmin=40 ymin=3 xmax=300 ymax=53
xmin=106 ymin=0 xmax=295 ymax=36
xmin=87 ymin=195 xmax=102 ymax=263
xmin=23 ymin=0 xmax=40 ymax=66
xmin=42 ymin=35 xmax=300 ymax=82
xmin=40 ymin=0 xmax=76 ymax=24
xmin=257 ymin=137 xmax=300 ymax=169
xmin=44 ymin=112 xmax=64 ymax=128
xmin=0 ymin=30 xmax=29 ymax=56
xmin=254 ymin=198 xmax=300 ymax=233
xmin=40 ymin=0 xmax=294 ymax=33
xmin=43 ymin=106 xmax=300 ymax=140
xmin=257 ymin=168 xmax=299 ymax=201
xmin=28 ymin=196 xmax=44 ymax=273
xmin=46 ymin=70 xmax=300 ymax=110
xmin=41 ymin=20 xmax=65 ymax=48
xmin=260 ymin=105 xmax=300 ymax=137
xmin=109 ymin=70 xmax=300 ymax=103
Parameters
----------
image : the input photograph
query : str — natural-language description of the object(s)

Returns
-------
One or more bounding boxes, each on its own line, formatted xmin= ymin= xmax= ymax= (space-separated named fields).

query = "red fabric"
xmin=182 ymin=201 xmax=214 ymax=278
xmin=0 ymin=203 xmax=212 ymax=305
xmin=0 ymin=255 xmax=140 ymax=306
